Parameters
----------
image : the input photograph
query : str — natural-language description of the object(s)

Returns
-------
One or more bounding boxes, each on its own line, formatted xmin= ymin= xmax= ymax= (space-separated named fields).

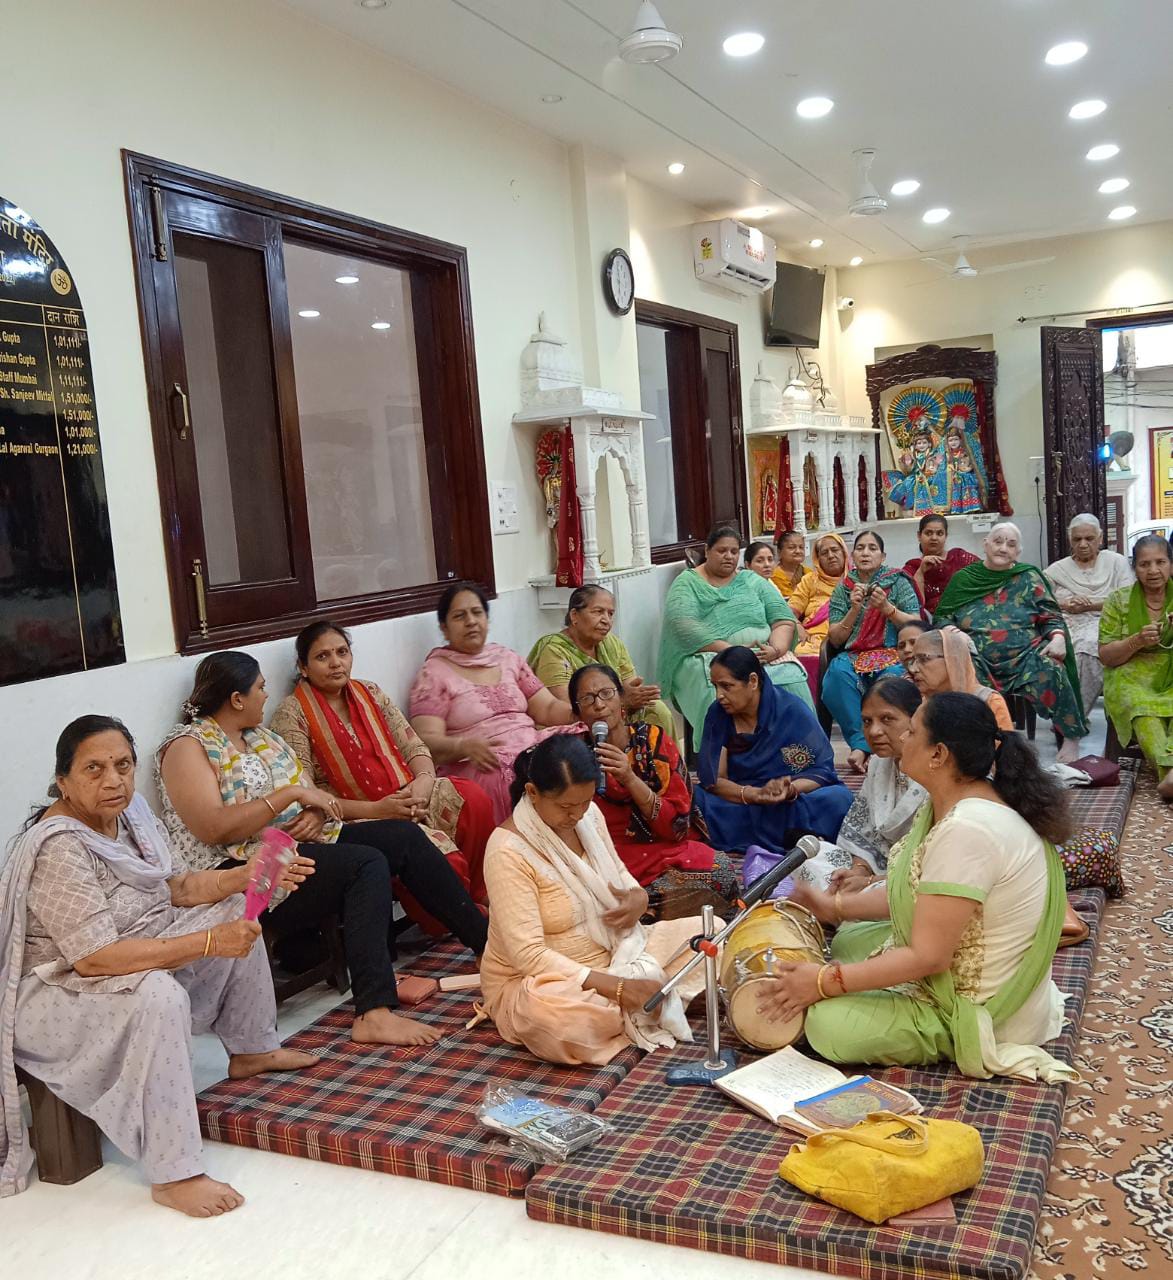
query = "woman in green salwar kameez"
xmin=1099 ymin=534 xmax=1173 ymax=799
xmin=759 ymin=693 xmax=1077 ymax=1083
xmin=657 ymin=526 xmax=812 ymax=737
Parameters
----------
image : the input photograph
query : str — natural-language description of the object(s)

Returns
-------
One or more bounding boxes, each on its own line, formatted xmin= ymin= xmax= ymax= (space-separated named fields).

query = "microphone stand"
xmin=664 ymin=904 xmax=738 ymax=1086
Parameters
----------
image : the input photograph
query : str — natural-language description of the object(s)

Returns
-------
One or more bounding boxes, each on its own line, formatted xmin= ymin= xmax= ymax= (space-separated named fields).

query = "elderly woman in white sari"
xmin=1045 ymin=512 xmax=1133 ymax=758
xmin=479 ymin=736 xmax=712 ymax=1065
xmin=0 ymin=717 xmax=315 ymax=1216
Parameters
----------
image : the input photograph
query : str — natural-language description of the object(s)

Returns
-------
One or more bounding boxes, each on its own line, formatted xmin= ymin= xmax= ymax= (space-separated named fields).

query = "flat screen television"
xmin=765 ymin=263 xmax=825 ymax=349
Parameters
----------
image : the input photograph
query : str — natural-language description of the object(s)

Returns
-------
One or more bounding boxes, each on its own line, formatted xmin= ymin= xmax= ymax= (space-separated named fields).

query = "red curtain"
xmin=858 ymin=454 xmax=869 ymax=521
xmin=555 ymin=423 xmax=584 ymax=587
xmin=774 ymin=437 xmax=794 ymax=538
xmin=833 ymin=457 xmax=846 ymax=527
xmin=975 ymin=381 xmax=1013 ymax=516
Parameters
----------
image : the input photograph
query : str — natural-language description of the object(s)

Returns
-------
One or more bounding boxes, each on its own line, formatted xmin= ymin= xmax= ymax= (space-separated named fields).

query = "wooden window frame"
xmin=634 ymin=299 xmax=746 ymax=563
xmin=123 ymin=151 xmax=493 ymax=653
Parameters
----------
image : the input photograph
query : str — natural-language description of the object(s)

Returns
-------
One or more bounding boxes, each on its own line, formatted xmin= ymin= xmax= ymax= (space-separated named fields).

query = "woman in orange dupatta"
xmin=270 ymin=622 xmax=494 ymax=932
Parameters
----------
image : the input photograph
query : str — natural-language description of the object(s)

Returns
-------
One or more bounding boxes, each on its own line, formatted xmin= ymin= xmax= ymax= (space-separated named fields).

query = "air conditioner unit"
xmin=693 ymin=218 xmax=776 ymax=295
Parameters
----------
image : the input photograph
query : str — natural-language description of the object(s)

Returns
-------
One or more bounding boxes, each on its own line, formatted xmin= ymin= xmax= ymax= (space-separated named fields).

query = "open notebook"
xmin=715 ymin=1046 xmax=921 ymax=1136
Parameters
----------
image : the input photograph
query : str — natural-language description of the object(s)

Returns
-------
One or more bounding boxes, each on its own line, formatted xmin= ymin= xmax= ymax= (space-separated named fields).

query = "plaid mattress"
xmin=525 ymin=896 xmax=1109 ymax=1280
xmin=197 ymin=940 xmax=640 ymax=1197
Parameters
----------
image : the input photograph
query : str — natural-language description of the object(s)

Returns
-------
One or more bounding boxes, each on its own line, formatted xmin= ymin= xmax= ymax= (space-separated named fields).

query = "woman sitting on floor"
xmin=528 ymin=583 xmax=673 ymax=741
xmin=270 ymin=620 xmax=495 ymax=926
xmin=0 ymin=716 xmax=316 ymax=1215
xmin=479 ymin=736 xmax=711 ymax=1066
xmin=1099 ymin=533 xmax=1173 ymax=798
xmin=568 ymin=662 xmax=737 ymax=921
xmin=658 ymin=524 xmax=812 ymax=740
xmin=410 ymin=582 xmax=579 ymax=822
xmin=934 ymin=522 xmax=1088 ymax=760
xmin=761 ymin=693 xmax=1077 ymax=1082
xmin=787 ymin=533 xmax=848 ymax=656
xmin=695 ymin=647 xmax=853 ymax=856
xmin=771 ymin=528 xmax=810 ymax=602
xmin=903 ymin=513 xmax=979 ymax=614
xmin=796 ymin=678 xmax=926 ymax=894
xmin=824 ymin=529 xmax=924 ymax=773
xmin=158 ymin=652 xmax=488 ymax=1047
xmin=905 ymin=626 xmax=1014 ymax=730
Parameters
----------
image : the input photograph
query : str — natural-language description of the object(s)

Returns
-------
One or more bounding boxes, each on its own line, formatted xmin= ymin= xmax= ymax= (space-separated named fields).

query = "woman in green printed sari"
xmin=759 ymin=693 xmax=1077 ymax=1082
xmin=1099 ymin=534 xmax=1173 ymax=799
xmin=657 ymin=525 xmax=812 ymax=736
xmin=528 ymin=584 xmax=675 ymax=741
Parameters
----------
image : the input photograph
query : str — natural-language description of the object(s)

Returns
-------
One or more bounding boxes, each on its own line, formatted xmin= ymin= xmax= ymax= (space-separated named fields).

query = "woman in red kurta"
xmin=903 ymin=513 xmax=979 ymax=614
xmin=568 ymin=663 xmax=737 ymax=921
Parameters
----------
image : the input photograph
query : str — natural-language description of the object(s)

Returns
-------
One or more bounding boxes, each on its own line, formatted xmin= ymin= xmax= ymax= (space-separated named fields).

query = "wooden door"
xmin=698 ymin=328 xmax=747 ymax=534
xmin=1040 ymin=326 xmax=1107 ymax=563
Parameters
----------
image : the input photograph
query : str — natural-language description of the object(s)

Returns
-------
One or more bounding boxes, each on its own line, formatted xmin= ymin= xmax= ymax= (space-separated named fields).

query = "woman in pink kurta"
xmin=409 ymin=583 xmax=580 ymax=821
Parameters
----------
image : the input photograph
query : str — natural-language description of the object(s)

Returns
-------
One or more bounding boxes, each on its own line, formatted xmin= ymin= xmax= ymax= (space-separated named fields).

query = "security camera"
xmin=837 ymin=296 xmax=855 ymax=311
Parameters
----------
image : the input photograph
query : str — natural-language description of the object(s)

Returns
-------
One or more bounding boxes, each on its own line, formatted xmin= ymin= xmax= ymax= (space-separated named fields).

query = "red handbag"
xmin=1067 ymin=755 xmax=1121 ymax=788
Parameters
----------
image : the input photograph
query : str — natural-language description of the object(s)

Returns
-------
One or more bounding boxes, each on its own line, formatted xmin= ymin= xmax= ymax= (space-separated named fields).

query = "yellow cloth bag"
xmin=778 ymin=1112 xmax=984 ymax=1225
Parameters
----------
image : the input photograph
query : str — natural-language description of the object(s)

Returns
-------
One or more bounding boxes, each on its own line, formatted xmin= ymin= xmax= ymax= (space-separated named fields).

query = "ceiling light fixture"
xmin=849 ymin=256 xmax=864 ymax=266
xmin=796 ymin=96 xmax=834 ymax=119
xmin=619 ymin=2 xmax=682 ymax=64
xmin=1098 ymin=177 xmax=1130 ymax=194
xmin=356 ymin=0 xmax=387 ymax=8
xmin=848 ymin=148 xmax=888 ymax=217
xmin=1069 ymin=99 xmax=1106 ymax=119
xmin=1045 ymin=40 xmax=1088 ymax=66
xmin=667 ymin=162 xmax=685 ymax=175
xmin=739 ymin=206 xmax=772 ymax=220
xmin=1107 ymin=205 xmax=1136 ymax=221
xmin=809 ymin=238 xmax=824 ymax=248
xmin=1086 ymin=143 xmax=1119 ymax=161
xmin=371 ymin=320 xmax=392 ymax=329
xmin=890 ymin=179 xmax=920 ymax=196
xmin=335 ymin=275 xmax=359 ymax=285
xmin=298 ymin=309 xmax=320 ymax=318
xmin=723 ymin=31 xmax=764 ymax=57
xmin=539 ymin=93 xmax=563 ymax=104
xmin=922 ymin=207 xmax=950 ymax=224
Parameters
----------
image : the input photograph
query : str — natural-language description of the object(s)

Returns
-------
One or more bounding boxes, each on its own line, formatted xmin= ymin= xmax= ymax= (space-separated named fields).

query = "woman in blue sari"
xmin=695 ymin=647 xmax=853 ymax=855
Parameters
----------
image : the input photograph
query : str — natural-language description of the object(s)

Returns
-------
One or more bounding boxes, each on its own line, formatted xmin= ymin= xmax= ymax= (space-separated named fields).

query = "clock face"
xmin=604 ymin=248 xmax=634 ymax=315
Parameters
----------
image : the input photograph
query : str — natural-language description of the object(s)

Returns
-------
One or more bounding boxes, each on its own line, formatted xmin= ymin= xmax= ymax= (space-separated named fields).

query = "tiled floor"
xmin=2 ymin=706 xmax=1110 ymax=1279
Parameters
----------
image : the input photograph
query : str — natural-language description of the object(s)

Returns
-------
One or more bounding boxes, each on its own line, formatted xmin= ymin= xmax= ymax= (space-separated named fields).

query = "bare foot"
xmin=151 ymin=1174 xmax=244 ymax=1217
xmin=351 ymin=1007 xmax=442 ymax=1046
xmin=1159 ymin=768 xmax=1173 ymax=801
xmin=227 ymin=1048 xmax=318 ymax=1080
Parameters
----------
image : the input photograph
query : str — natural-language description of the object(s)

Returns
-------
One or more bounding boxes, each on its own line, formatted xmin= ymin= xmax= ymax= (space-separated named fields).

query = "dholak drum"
xmin=719 ymin=898 xmax=826 ymax=1050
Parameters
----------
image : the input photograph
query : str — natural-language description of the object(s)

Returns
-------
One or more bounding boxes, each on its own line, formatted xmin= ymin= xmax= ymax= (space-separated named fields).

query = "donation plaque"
xmin=0 ymin=198 xmax=123 ymax=685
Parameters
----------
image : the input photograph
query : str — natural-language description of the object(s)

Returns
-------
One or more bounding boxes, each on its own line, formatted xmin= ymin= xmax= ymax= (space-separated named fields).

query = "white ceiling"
xmin=281 ymin=0 xmax=1173 ymax=267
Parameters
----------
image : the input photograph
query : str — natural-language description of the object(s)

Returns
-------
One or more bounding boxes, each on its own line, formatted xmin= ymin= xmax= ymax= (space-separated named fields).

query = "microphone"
xmin=591 ymin=720 xmax=608 ymax=793
xmin=740 ymin=834 xmax=821 ymax=909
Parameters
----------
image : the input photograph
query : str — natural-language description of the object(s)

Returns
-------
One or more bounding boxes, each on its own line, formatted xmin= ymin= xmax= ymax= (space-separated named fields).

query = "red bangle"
xmin=831 ymin=962 xmax=847 ymax=995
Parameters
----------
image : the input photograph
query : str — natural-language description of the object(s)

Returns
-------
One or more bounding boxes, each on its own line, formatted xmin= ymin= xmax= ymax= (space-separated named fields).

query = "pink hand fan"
xmin=244 ymin=828 xmax=297 ymax=921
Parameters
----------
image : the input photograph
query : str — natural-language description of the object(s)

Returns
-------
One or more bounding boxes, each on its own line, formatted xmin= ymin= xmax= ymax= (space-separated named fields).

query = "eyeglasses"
xmin=902 ymin=654 xmax=943 ymax=670
xmin=578 ymin=687 xmax=619 ymax=706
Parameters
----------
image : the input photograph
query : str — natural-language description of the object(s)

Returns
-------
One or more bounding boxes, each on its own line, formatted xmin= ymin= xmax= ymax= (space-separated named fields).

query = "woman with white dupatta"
xmin=479 ymin=736 xmax=714 ymax=1065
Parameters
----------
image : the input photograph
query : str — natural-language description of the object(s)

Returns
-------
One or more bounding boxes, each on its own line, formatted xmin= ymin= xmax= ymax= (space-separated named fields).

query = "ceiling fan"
xmin=919 ymin=237 xmax=1055 ymax=280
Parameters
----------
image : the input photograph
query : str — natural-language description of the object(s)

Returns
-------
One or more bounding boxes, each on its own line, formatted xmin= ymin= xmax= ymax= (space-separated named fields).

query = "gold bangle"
xmin=815 ymin=964 xmax=831 ymax=1001
xmin=834 ymin=889 xmax=844 ymax=925
xmin=262 ymin=796 xmax=277 ymax=816
xmin=203 ymin=929 xmax=213 ymax=958
xmin=615 ymin=979 xmax=625 ymax=1008
xmin=215 ymin=869 xmax=229 ymax=897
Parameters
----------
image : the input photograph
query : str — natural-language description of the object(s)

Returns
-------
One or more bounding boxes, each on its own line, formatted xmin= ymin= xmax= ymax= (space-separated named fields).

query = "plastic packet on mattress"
xmin=479 ymin=1083 xmax=609 ymax=1162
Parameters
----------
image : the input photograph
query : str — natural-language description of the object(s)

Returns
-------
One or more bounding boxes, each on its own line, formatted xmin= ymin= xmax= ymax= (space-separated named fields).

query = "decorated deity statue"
xmin=761 ymin=470 xmax=779 ymax=533
xmin=883 ymin=426 xmax=948 ymax=516
xmin=940 ymin=387 xmax=989 ymax=514
xmin=534 ymin=428 xmax=563 ymax=561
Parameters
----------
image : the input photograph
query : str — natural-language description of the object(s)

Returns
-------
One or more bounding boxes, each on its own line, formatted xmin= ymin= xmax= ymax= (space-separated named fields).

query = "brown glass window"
xmin=124 ymin=153 xmax=492 ymax=652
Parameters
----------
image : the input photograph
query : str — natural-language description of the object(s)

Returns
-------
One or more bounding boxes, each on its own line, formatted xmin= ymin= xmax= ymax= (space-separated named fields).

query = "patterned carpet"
xmin=1033 ymin=768 xmax=1173 ymax=1280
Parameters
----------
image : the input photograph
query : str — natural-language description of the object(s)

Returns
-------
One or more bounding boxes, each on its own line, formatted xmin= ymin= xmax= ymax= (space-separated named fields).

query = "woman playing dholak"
xmin=759 ymin=693 xmax=1078 ymax=1082
xmin=933 ymin=522 xmax=1088 ymax=751
xmin=658 ymin=524 xmax=812 ymax=738
xmin=479 ymin=737 xmax=713 ymax=1066
xmin=695 ymin=648 xmax=853 ymax=856
xmin=1099 ymin=533 xmax=1173 ymax=799
xmin=527 ymin=583 xmax=674 ymax=742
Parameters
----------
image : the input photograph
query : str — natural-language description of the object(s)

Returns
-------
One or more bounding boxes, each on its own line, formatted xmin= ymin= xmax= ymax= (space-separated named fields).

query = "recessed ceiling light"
xmin=356 ymin=0 xmax=387 ymax=8
xmin=1098 ymin=177 xmax=1130 ymax=194
xmin=1069 ymin=99 xmax=1106 ymax=120
xmin=334 ymin=275 xmax=359 ymax=285
xmin=796 ymin=96 xmax=834 ymax=119
xmin=297 ymin=309 xmax=320 ymax=318
xmin=890 ymin=179 xmax=920 ymax=196
xmin=849 ymin=256 xmax=864 ymax=266
xmin=809 ymin=238 xmax=824 ymax=248
xmin=723 ymin=31 xmax=764 ymax=57
xmin=1107 ymin=205 xmax=1136 ymax=221
xmin=739 ymin=206 xmax=772 ymax=220
xmin=922 ymin=207 xmax=950 ymax=224
xmin=1045 ymin=40 xmax=1088 ymax=66
xmin=540 ymin=93 xmax=563 ymax=104
xmin=1086 ymin=143 xmax=1119 ymax=161
xmin=371 ymin=320 xmax=392 ymax=330
xmin=667 ymin=162 xmax=685 ymax=175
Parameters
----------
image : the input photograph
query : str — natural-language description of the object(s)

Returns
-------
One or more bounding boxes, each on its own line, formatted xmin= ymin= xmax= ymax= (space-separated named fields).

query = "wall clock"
xmin=602 ymin=247 xmax=634 ymax=316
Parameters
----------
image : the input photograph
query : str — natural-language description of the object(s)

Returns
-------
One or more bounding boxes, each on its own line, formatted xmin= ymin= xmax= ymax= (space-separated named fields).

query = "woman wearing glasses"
xmin=566 ymin=663 xmax=737 ymax=921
